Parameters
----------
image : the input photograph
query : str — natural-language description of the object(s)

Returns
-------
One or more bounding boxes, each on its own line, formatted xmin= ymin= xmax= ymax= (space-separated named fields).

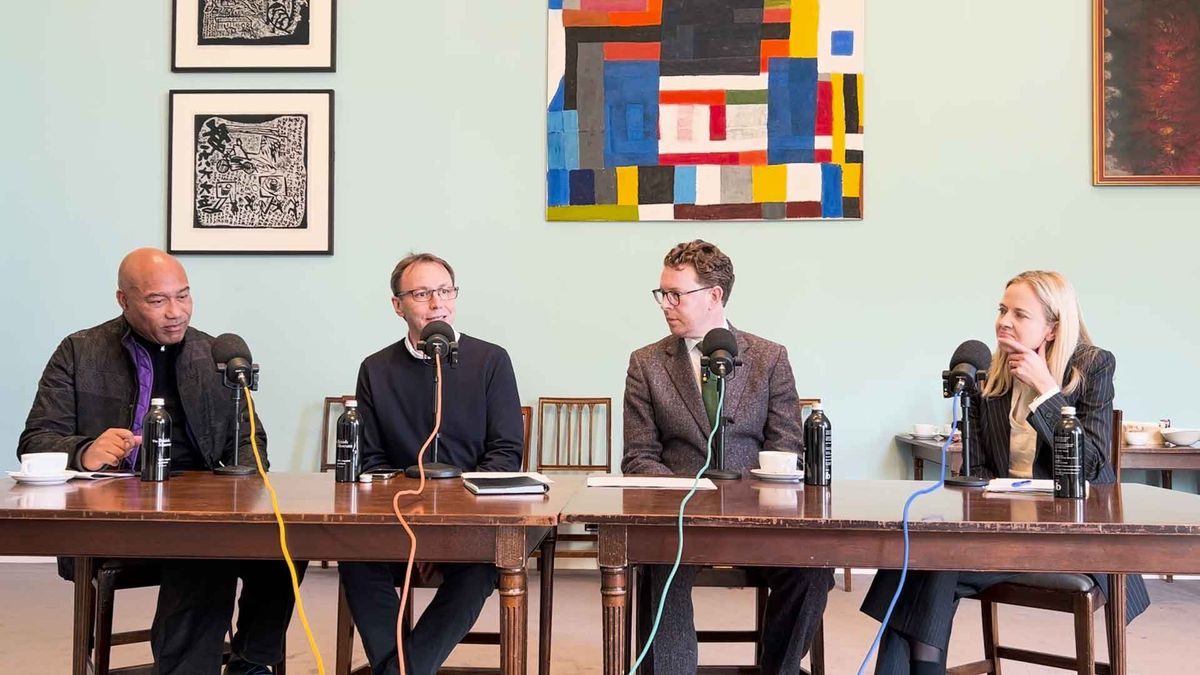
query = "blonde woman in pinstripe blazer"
xmin=861 ymin=271 xmax=1149 ymax=675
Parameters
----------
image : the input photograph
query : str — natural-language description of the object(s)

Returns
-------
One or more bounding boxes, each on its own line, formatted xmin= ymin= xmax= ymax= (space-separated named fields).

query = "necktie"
xmin=701 ymin=359 xmax=720 ymax=430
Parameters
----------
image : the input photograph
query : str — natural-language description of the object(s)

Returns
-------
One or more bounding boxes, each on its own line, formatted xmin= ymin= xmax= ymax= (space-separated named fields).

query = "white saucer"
xmin=908 ymin=433 xmax=943 ymax=440
xmin=750 ymin=468 xmax=804 ymax=482
xmin=7 ymin=471 xmax=75 ymax=485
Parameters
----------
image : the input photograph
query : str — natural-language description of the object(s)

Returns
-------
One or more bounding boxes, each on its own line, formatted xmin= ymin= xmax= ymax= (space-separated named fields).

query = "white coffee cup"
xmin=20 ymin=452 xmax=69 ymax=476
xmin=942 ymin=423 xmax=955 ymax=437
xmin=912 ymin=423 xmax=937 ymax=438
xmin=758 ymin=450 xmax=799 ymax=474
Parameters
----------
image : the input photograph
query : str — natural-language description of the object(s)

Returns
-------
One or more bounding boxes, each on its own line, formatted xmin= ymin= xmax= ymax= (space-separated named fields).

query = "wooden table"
xmin=0 ymin=472 xmax=581 ymax=675
xmin=561 ymin=478 xmax=1200 ymax=675
xmin=897 ymin=434 xmax=1200 ymax=488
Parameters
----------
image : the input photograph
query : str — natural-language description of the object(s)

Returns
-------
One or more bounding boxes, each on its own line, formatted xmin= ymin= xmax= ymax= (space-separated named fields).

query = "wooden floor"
xmin=0 ymin=563 xmax=1196 ymax=673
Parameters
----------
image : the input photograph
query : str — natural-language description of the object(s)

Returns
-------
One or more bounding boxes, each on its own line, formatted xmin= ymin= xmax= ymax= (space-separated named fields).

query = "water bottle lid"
xmin=150 ymin=398 xmax=165 ymax=407
xmin=811 ymin=402 xmax=823 ymax=411
xmin=1060 ymin=406 xmax=1076 ymax=416
xmin=345 ymin=399 xmax=357 ymax=408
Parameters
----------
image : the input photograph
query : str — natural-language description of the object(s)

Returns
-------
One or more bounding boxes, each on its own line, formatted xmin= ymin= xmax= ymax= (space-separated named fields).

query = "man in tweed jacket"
xmin=621 ymin=240 xmax=833 ymax=674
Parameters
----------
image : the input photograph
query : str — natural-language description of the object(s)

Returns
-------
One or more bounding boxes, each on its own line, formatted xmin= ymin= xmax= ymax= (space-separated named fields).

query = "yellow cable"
xmin=244 ymin=385 xmax=327 ymax=675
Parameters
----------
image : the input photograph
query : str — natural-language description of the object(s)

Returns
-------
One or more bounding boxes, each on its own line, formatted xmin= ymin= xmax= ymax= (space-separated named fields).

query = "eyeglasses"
xmin=396 ymin=286 xmax=460 ymax=302
xmin=652 ymin=286 xmax=715 ymax=307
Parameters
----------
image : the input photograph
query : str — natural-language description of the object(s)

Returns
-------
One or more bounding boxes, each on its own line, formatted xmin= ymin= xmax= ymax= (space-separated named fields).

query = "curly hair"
xmin=663 ymin=239 xmax=734 ymax=305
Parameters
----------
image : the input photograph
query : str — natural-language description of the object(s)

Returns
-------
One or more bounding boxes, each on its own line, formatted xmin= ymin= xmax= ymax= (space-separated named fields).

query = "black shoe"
xmin=224 ymin=656 xmax=273 ymax=675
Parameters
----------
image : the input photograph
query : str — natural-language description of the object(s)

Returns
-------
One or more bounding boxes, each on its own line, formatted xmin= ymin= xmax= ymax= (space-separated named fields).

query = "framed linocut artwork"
xmin=173 ymin=0 xmax=336 ymax=72
xmin=1094 ymin=0 xmax=1200 ymax=184
xmin=168 ymin=90 xmax=334 ymax=255
xmin=546 ymin=0 xmax=864 ymax=221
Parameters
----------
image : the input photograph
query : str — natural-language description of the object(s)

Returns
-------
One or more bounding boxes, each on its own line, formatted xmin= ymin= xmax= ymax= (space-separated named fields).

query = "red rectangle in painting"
xmin=816 ymin=80 xmax=832 ymax=135
xmin=709 ymin=105 xmax=726 ymax=141
xmin=814 ymin=150 xmax=832 ymax=163
xmin=604 ymin=42 xmax=661 ymax=60
xmin=676 ymin=204 xmax=764 ymax=220
xmin=763 ymin=8 xmax=790 ymax=23
xmin=786 ymin=202 xmax=824 ymax=218
xmin=738 ymin=150 xmax=768 ymax=165
xmin=660 ymin=90 xmax=725 ymax=105
xmin=760 ymin=39 xmax=789 ymax=72
xmin=659 ymin=152 xmax=740 ymax=165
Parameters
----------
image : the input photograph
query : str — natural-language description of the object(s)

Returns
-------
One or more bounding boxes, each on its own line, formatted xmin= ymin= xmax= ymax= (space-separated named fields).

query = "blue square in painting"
xmin=569 ymin=169 xmax=596 ymax=205
xmin=830 ymin=31 xmax=854 ymax=56
xmin=549 ymin=0 xmax=563 ymax=9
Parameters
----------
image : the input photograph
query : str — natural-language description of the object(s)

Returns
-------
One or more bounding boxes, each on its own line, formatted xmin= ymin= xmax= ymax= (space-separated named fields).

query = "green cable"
xmin=628 ymin=378 xmax=725 ymax=674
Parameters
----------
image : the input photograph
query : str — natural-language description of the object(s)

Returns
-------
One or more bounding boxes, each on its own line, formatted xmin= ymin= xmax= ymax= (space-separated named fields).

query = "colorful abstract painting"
xmin=1094 ymin=0 xmax=1200 ymax=184
xmin=546 ymin=0 xmax=864 ymax=220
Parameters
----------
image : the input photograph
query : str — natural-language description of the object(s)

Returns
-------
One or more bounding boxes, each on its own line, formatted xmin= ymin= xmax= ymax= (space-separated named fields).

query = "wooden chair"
xmin=947 ymin=409 xmax=1127 ymax=675
xmin=333 ymin=403 xmax=554 ymax=675
xmin=632 ymin=566 xmax=826 ymax=674
xmin=534 ymin=397 xmax=613 ymax=564
xmin=71 ymin=557 xmax=281 ymax=674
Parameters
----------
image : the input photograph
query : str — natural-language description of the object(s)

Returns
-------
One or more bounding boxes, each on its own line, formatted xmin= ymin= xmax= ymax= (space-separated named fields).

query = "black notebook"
xmin=463 ymin=476 xmax=549 ymax=496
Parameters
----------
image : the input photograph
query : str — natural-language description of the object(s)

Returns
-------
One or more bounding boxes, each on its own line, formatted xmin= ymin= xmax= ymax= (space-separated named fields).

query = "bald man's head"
xmin=116 ymin=248 xmax=193 ymax=345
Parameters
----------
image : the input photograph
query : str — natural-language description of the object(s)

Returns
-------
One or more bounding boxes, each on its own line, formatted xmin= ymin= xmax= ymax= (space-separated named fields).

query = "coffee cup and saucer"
xmin=8 ymin=452 xmax=74 ymax=486
xmin=750 ymin=451 xmax=804 ymax=482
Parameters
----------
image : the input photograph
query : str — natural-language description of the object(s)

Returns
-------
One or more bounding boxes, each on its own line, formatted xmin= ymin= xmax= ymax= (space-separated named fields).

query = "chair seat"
xmin=1004 ymin=573 xmax=1095 ymax=593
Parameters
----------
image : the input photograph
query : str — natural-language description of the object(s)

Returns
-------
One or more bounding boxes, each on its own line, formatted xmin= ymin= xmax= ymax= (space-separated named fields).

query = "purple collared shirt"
xmin=120 ymin=332 xmax=155 ymax=470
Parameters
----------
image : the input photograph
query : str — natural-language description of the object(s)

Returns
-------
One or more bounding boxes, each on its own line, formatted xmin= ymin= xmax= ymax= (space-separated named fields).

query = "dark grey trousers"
xmin=339 ymin=561 xmax=498 ymax=675
xmin=642 ymin=565 xmax=833 ymax=675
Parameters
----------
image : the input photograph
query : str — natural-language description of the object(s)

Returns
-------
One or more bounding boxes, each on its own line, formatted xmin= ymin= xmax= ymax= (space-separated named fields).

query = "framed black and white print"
xmin=172 ymin=0 xmax=336 ymax=72
xmin=168 ymin=90 xmax=334 ymax=255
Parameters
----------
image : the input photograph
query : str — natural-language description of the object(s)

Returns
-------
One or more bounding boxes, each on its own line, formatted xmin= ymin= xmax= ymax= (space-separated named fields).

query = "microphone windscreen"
xmin=949 ymin=339 xmax=992 ymax=371
xmin=421 ymin=320 xmax=455 ymax=343
xmin=212 ymin=333 xmax=252 ymax=366
xmin=701 ymin=327 xmax=738 ymax=357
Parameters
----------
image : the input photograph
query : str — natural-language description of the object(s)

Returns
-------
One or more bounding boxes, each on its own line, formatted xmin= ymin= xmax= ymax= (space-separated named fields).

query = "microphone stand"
xmin=406 ymin=343 xmax=462 ymax=480
xmin=700 ymin=361 xmax=740 ymax=481
xmin=942 ymin=371 xmax=987 ymax=488
xmin=215 ymin=364 xmax=259 ymax=476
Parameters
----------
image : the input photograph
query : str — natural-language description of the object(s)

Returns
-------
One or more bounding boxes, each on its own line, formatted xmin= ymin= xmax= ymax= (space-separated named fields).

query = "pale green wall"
xmin=3 ymin=2 xmax=1198 ymax=483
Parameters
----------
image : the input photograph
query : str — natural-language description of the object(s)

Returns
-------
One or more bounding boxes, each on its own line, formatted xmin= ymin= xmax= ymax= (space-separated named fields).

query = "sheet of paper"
xmin=460 ymin=471 xmax=553 ymax=485
xmin=586 ymin=475 xmax=717 ymax=490
xmin=70 ymin=471 xmax=138 ymax=480
xmin=983 ymin=478 xmax=1054 ymax=494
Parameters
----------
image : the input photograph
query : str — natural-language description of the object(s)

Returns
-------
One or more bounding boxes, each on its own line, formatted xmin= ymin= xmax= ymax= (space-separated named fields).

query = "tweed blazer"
xmin=621 ymin=327 xmax=803 ymax=476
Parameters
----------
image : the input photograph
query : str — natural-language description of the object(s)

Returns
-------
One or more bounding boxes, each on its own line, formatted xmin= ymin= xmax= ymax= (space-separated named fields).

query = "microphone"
xmin=700 ymin=327 xmax=741 ymax=379
xmin=211 ymin=333 xmax=258 ymax=476
xmin=942 ymin=339 xmax=991 ymax=397
xmin=213 ymin=333 xmax=258 ymax=389
xmin=942 ymin=340 xmax=991 ymax=488
xmin=418 ymin=320 xmax=459 ymax=367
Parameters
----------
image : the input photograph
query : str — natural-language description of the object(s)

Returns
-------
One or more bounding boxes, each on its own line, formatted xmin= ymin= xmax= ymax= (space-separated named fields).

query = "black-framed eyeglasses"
xmin=396 ymin=286 xmax=460 ymax=303
xmin=652 ymin=286 xmax=715 ymax=307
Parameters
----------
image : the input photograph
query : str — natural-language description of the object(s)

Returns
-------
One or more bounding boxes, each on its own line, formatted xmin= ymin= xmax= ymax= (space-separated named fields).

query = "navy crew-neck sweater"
xmin=355 ymin=334 xmax=524 ymax=473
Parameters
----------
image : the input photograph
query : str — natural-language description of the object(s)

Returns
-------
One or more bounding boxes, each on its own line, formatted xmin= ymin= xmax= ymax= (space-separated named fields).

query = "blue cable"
xmin=856 ymin=392 xmax=962 ymax=675
xmin=628 ymin=378 xmax=725 ymax=674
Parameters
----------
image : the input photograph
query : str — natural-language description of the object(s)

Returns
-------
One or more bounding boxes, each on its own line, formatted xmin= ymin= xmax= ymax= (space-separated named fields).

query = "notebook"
xmin=463 ymin=475 xmax=550 ymax=496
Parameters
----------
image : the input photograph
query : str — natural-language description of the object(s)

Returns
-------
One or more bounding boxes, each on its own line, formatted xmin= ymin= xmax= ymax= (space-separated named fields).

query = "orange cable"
xmin=391 ymin=355 xmax=443 ymax=675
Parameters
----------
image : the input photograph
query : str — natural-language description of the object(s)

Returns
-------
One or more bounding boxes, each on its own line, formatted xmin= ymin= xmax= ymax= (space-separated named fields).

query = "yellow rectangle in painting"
xmin=752 ymin=165 xmax=787 ymax=203
xmin=547 ymin=205 xmax=640 ymax=221
xmin=832 ymin=73 xmax=846 ymax=164
xmin=790 ymin=0 xmax=819 ymax=58
xmin=616 ymin=166 xmax=639 ymax=205
xmin=842 ymin=163 xmax=861 ymax=198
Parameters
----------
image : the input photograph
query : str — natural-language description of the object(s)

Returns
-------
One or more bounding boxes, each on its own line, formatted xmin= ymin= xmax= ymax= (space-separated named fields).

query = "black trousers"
xmin=60 ymin=557 xmax=305 ymax=675
xmin=339 ymin=561 xmax=498 ymax=675
xmin=860 ymin=570 xmax=1020 ymax=674
xmin=641 ymin=565 xmax=833 ymax=675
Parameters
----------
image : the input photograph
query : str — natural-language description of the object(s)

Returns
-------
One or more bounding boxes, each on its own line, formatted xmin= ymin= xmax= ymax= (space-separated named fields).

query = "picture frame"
xmin=1093 ymin=0 xmax=1200 ymax=185
xmin=167 ymin=90 xmax=334 ymax=255
xmin=172 ymin=0 xmax=336 ymax=72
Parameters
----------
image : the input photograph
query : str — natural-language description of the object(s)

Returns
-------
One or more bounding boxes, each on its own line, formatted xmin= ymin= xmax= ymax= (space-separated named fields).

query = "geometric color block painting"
xmin=547 ymin=0 xmax=864 ymax=221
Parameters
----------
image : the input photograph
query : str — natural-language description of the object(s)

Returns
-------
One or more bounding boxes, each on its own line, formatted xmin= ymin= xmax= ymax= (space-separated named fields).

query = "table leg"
xmin=1105 ymin=574 xmax=1127 ymax=675
xmin=72 ymin=556 xmax=95 ymax=675
xmin=914 ymin=457 xmax=924 ymax=480
xmin=499 ymin=566 xmax=528 ymax=675
xmin=602 ymin=565 xmax=628 ymax=675
xmin=538 ymin=531 xmax=557 ymax=675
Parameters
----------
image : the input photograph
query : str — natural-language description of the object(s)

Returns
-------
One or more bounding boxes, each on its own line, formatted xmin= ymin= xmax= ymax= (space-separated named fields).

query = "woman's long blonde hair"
xmin=982 ymin=271 xmax=1095 ymax=398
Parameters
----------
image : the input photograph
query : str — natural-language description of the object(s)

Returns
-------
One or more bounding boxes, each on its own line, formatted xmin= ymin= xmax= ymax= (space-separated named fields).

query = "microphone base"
xmin=213 ymin=465 xmax=256 ymax=476
xmin=405 ymin=462 xmax=462 ymax=480
xmin=944 ymin=474 xmax=988 ymax=488
xmin=702 ymin=468 xmax=742 ymax=480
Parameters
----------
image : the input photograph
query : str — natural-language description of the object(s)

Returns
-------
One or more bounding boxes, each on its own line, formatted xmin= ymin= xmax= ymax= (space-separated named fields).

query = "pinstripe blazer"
xmin=968 ymin=345 xmax=1150 ymax=621
xmin=620 ymin=327 xmax=803 ymax=476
